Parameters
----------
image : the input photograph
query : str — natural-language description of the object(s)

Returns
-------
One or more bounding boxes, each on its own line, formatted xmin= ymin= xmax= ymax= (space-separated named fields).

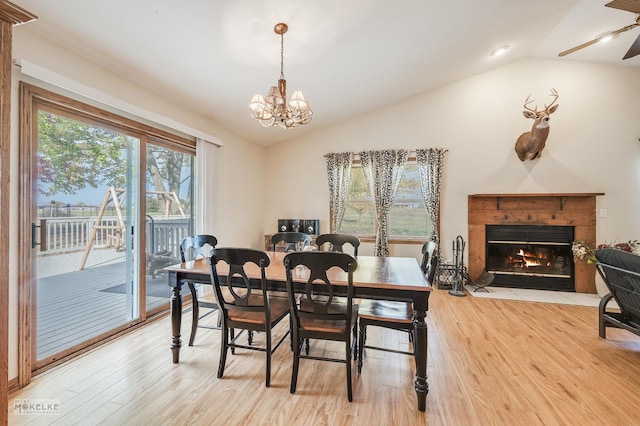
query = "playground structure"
xmin=79 ymin=187 xmax=187 ymax=270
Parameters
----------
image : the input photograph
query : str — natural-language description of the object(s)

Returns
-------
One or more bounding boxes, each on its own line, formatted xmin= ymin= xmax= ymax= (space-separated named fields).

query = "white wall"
xmin=265 ymin=58 xmax=640 ymax=262
xmin=8 ymin=29 xmax=267 ymax=379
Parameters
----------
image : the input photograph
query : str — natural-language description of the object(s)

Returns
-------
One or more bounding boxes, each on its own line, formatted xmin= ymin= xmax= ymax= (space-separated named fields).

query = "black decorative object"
xmin=277 ymin=219 xmax=319 ymax=235
xmin=303 ymin=219 xmax=319 ymax=235
xmin=278 ymin=219 xmax=291 ymax=233
xmin=468 ymin=270 xmax=494 ymax=292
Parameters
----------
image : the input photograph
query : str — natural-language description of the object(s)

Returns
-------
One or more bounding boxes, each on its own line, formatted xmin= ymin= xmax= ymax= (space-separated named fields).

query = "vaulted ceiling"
xmin=12 ymin=0 xmax=640 ymax=146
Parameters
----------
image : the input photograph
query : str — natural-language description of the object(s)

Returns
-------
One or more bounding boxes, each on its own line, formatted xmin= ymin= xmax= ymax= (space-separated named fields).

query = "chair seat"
xmin=358 ymin=300 xmax=413 ymax=324
xmin=227 ymin=296 xmax=289 ymax=325
xmin=299 ymin=305 xmax=359 ymax=333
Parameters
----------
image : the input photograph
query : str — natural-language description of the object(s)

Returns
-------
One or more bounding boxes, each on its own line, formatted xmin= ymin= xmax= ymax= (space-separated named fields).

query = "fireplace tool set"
xmin=448 ymin=235 xmax=467 ymax=297
xmin=434 ymin=235 xmax=468 ymax=296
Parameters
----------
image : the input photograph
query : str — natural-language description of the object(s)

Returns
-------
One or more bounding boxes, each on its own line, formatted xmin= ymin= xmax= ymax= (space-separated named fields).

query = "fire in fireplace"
xmin=485 ymin=225 xmax=575 ymax=291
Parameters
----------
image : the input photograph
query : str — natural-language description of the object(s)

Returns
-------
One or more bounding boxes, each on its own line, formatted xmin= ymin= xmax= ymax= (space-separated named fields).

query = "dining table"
xmin=165 ymin=250 xmax=432 ymax=411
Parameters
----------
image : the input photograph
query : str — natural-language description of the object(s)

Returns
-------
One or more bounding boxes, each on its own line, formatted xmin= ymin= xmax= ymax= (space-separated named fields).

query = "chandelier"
xmin=249 ymin=23 xmax=312 ymax=129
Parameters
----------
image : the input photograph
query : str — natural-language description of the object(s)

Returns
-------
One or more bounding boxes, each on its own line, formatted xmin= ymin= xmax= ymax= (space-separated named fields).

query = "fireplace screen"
xmin=485 ymin=225 xmax=575 ymax=291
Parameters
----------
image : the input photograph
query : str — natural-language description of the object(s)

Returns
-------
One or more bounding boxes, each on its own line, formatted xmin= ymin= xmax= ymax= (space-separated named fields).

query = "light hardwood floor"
xmin=8 ymin=289 xmax=640 ymax=425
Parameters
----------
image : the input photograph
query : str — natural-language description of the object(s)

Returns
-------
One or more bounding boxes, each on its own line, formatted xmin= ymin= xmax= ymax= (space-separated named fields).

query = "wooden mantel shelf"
xmin=468 ymin=193 xmax=604 ymax=293
xmin=470 ymin=193 xmax=605 ymax=212
xmin=470 ymin=193 xmax=605 ymax=198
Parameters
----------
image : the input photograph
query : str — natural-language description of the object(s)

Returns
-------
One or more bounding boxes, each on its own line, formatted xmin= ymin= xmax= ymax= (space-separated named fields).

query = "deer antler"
xmin=544 ymin=88 xmax=558 ymax=111
xmin=523 ymin=95 xmax=537 ymax=113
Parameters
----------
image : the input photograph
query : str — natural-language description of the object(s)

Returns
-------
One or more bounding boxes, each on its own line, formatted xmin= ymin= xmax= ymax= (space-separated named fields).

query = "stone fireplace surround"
xmin=468 ymin=193 xmax=604 ymax=294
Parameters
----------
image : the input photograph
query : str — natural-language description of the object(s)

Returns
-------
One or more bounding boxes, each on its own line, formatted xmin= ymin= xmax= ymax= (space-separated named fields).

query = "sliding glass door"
xmin=20 ymin=83 xmax=198 ymax=380
xmin=34 ymin=109 xmax=141 ymax=365
xmin=145 ymin=142 xmax=194 ymax=312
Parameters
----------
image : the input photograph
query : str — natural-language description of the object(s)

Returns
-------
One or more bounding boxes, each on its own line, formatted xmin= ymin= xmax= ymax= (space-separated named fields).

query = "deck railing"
xmin=146 ymin=217 xmax=191 ymax=258
xmin=38 ymin=217 xmax=117 ymax=253
xmin=38 ymin=216 xmax=191 ymax=256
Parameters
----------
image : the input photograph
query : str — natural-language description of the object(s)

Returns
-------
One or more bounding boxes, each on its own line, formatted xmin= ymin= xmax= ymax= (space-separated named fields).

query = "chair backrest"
xmin=596 ymin=247 xmax=640 ymax=325
xmin=420 ymin=241 xmax=439 ymax=283
xmin=208 ymin=248 xmax=271 ymax=317
xmin=180 ymin=235 xmax=218 ymax=262
xmin=271 ymin=232 xmax=312 ymax=252
xmin=315 ymin=233 xmax=360 ymax=257
xmin=284 ymin=251 xmax=358 ymax=334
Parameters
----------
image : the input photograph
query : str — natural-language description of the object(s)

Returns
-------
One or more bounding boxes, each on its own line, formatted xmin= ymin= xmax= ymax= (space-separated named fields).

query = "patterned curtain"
xmin=324 ymin=152 xmax=353 ymax=232
xmin=359 ymin=149 xmax=409 ymax=257
xmin=416 ymin=148 xmax=446 ymax=244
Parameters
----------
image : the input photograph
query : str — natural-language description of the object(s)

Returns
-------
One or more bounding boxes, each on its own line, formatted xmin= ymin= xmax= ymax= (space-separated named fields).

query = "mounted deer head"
xmin=514 ymin=88 xmax=559 ymax=161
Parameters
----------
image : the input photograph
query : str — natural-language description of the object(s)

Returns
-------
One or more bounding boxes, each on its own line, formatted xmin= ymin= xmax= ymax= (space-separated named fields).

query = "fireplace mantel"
xmin=468 ymin=193 xmax=604 ymax=293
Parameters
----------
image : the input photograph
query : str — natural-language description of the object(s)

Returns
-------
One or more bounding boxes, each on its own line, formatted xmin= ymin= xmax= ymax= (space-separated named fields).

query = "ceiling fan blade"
xmin=558 ymin=22 xmax=640 ymax=57
xmin=605 ymin=0 xmax=640 ymax=14
xmin=558 ymin=38 xmax=601 ymax=57
xmin=623 ymin=32 xmax=640 ymax=58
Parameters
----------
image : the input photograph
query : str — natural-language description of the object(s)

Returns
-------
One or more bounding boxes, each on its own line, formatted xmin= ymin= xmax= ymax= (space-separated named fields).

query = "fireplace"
xmin=485 ymin=224 xmax=574 ymax=291
xmin=468 ymin=193 xmax=604 ymax=294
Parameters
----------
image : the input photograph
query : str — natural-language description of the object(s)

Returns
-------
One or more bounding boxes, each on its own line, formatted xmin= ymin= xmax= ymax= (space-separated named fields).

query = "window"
xmin=339 ymin=162 xmax=431 ymax=239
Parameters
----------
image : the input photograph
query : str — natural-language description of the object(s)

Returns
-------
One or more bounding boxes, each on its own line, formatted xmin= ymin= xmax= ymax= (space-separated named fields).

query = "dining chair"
xmin=315 ymin=233 xmax=360 ymax=257
xmin=304 ymin=233 xmax=359 ymax=352
xmin=357 ymin=241 xmax=438 ymax=373
xmin=420 ymin=240 xmax=438 ymax=275
xmin=284 ymin=251 xmax=359 ymax=402
xmin=180 ymin=235 xmax=218 ymax=346
xmin=271 ymin=231 xmax=312 ymax=252
xmin=209 ymin=247 xmax=290 ymax=387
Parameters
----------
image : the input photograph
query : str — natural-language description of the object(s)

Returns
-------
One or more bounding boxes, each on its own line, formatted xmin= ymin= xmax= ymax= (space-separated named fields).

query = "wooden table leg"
xmin=169 ymin=271 xmax=183 ymax=363
xmin=413 ymin=293 xmax=429 ymax=412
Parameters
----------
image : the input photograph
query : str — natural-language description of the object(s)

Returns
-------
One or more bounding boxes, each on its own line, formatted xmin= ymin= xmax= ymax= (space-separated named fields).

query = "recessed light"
xmin=490 ymin=45 xmax=509 ymax=57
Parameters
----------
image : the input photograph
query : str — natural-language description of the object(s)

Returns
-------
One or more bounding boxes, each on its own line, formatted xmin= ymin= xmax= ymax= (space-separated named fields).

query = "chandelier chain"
xmin=280 ymin=32 xmax=285 ymax=80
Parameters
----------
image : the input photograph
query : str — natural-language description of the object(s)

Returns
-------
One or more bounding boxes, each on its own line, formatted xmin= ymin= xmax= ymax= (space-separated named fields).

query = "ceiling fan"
xmin=558 ymin=0 xmax=640 ymax=59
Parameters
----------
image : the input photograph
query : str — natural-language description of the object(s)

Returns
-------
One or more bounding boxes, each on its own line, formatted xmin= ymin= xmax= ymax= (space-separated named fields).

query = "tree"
xmin=146 ymin=145 xmax=191 ymax=215
xmin=38 ymin=111 xmax=192 ymax=216
xmin=38 ymin=112 xmax=127 ymax=197
xmin=346 ymin=167 xmax=374 ymax=227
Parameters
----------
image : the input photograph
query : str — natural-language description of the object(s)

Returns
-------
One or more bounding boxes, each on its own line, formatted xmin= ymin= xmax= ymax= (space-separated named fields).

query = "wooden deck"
xmin=37 ymin=262 xmax=187 ymax=359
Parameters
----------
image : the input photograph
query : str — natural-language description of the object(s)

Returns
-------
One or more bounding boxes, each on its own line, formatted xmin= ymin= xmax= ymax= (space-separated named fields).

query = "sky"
xmin=39 ymin=186 xmax=107 ymax=206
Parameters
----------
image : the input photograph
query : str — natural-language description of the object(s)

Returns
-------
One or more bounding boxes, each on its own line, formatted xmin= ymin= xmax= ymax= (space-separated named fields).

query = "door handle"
xmin=32 ymin=223 xmax=41 ymax=249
